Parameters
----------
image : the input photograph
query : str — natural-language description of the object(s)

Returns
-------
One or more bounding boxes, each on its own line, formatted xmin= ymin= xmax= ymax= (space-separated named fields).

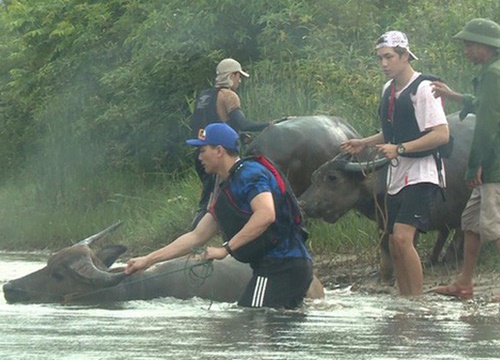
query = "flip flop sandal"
xmin=431 ymin=284 xmax=473 ymax=299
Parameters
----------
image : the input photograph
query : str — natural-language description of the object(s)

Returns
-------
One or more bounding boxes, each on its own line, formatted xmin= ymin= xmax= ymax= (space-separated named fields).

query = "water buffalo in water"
xmin=3 ymin=222 xmax=324 ymax=304
xmin=244 ymin=115 xmax=362 ymax=196
xmin=299 ymin=112 xmax=474 ymax=280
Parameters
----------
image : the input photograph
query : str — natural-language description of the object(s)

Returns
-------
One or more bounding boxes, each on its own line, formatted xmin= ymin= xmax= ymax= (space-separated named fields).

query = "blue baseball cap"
xmin=186 ymin=123 xmax=240 ymax=151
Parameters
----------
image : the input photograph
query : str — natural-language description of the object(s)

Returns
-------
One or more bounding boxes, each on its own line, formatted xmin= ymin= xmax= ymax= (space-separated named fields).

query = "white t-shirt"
xmin=382 ymin=72 xmax=448 ymax=195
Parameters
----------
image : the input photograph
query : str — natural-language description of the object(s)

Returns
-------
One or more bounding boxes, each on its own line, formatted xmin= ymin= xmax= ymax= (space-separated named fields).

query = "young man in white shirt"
xmin=341 ymin=31 xmax=450 ymax=296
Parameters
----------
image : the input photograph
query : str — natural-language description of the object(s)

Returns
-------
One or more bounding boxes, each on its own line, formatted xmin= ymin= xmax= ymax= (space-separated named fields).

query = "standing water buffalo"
xmin=3 ymin=222 xmax=324 ymax=304
xmin=244 ymin=115 xmax=362 ymax=196
xmin=299 ymin=112 xmax=474 ymax=280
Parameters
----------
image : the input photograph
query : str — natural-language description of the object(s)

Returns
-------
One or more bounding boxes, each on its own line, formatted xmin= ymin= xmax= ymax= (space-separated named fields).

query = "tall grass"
xmin=0 ymin=166 xmax=198 ymax=253
xmin=241 ymin=59 xmax=381 ymax=135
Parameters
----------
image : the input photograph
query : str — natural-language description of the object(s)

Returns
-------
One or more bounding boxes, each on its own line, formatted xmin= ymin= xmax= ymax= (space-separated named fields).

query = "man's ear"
xmin=215 ymin=145 xmax=225 ymax=157
xmin=402 ymin=51 xmax=410 ymax=62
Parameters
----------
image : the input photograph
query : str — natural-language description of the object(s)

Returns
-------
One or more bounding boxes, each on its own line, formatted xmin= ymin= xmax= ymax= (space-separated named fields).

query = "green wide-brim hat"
xmin=454 ymin=18 xmax=500 ymax=48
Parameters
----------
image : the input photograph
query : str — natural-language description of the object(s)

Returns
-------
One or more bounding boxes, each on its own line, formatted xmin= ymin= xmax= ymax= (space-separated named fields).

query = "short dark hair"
xmin=224 ymin=147 xmax=240 ymax=156
xmin=208 ymin=145 xmax=239 ymax=156
xmin=393 ymin=46 xmax=407 ymax=56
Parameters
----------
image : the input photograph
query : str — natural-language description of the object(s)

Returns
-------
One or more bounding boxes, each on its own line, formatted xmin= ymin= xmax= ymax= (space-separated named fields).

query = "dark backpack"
xmin=190 ymin=87 xmax=221 ymax=137
xmin=211 ymin=156 xmax=308 ymax=263
xmin=380 ymin=74 xmax=454 ymax=159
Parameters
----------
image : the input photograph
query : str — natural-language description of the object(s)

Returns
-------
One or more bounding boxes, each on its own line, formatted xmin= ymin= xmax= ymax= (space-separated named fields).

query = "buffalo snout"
xmin=3 ymin=282 xmax=31 ymax=303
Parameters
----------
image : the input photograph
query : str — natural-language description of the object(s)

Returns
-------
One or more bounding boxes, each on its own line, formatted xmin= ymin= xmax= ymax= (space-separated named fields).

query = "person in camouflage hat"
xmin=432 ymin=18 xmax=500 ymax=300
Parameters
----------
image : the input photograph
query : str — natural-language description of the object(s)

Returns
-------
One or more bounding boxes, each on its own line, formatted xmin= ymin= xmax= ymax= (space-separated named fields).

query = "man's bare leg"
xmin=457 ymin=230 xmax=481 ymax=285
xmin=433 ymin=230 xmax=480 ymax=298
xmin=390 ymin=223 xmax=422 ymax=296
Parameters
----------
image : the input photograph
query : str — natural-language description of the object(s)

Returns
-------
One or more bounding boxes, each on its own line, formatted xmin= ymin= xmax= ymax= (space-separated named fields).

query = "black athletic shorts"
xmin=386 ymin=183 xmax=440 ymax=234
xmin=238 ymin=257 xmax=313 ymax=309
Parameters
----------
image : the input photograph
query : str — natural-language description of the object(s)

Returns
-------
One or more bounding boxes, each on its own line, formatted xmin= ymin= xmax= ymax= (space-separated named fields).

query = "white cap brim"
xmin=407 ymin=50 xmax=418 ymax=60
xmin=239 ymin=70 xmax=250 ymax=78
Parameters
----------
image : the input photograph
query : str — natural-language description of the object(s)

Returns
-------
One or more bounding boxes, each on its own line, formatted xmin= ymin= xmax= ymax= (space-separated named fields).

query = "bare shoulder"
xmin=218 ymin=88 xmax=240 ymax=103
xmin=218 ymin=88 xmax=241 ymax=112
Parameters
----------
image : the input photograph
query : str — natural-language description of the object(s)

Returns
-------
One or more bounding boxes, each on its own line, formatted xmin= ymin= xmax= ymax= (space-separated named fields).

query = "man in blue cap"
xmin=126 ymin=123 xmax=313 ymax=309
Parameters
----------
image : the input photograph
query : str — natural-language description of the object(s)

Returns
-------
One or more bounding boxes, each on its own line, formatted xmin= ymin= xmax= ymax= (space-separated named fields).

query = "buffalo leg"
xmin=428 ymin=228 xmax=450 ymax=265
xmin=442 ymin=229 xmax=464 ymax=267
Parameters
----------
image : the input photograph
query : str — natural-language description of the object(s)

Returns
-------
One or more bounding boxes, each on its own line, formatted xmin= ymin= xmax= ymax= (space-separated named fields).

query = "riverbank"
xmin=314 ymin=253 xmax=500 ymax=301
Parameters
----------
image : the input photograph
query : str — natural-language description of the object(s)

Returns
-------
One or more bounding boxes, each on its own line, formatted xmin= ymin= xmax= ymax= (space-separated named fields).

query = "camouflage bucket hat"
xmin=454 ymin=18 xmax=500 ymax=48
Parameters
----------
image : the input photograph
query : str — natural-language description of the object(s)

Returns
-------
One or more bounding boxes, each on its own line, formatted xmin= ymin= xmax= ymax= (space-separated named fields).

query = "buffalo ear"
xmin=96 ymin=245 xmax=127 ymax=268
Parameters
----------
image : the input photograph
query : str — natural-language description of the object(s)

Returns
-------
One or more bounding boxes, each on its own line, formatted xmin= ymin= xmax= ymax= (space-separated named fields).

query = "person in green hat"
xmin=432 ymin=18 xmax=500 ymax=300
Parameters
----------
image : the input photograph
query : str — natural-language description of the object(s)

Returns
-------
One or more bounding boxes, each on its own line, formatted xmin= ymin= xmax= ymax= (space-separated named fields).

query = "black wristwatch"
xmin=396 ymin=143 xmax=406 ymax=155
xmin=222 ymin=241 xmax=234 ymax=256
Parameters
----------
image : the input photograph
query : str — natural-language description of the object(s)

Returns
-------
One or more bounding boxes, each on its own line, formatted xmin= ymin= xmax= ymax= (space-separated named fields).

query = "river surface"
xmin=1 ymin=253 xmax=500 ymax=359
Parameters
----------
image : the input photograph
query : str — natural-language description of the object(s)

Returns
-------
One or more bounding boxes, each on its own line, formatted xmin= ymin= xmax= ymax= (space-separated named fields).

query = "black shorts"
xmin=238 ymin=258 xmax=313 ymax=309
xmin=386 ymin=183 xmax=439 ymax=234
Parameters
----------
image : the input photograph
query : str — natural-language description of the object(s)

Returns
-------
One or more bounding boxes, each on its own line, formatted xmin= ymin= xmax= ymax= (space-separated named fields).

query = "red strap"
xmin=256 ymin=156 xmax=286 ymax=194
xmin=387 ymin=82 xmax=396 ymax=123
xmin=256 ymin=155 xmax=303 ymax=225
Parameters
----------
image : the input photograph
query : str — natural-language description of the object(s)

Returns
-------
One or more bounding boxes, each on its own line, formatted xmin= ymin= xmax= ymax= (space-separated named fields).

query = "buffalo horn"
xmin=76 ymin=221 xmax=124 ymax=246
xmin=69 ymin=253 xmax=127 ymax=287
xmin=343 ymin=157 xmax=389 ymax=172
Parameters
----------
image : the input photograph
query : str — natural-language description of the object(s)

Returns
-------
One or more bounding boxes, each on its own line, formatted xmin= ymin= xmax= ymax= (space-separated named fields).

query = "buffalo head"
xmin=299 ymin=156 xmax=388 ymax=223
xmin=3 ymin=222 xmax=127 ymax=303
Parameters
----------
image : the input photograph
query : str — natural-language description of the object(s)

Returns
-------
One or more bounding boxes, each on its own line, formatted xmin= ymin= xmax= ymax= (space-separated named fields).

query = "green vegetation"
xmin=0 ymin=1 xmax=498 ymax=267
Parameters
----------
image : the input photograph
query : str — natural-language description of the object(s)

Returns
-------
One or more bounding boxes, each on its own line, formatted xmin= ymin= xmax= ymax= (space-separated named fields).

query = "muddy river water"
xmin=1 ymin=253 xmax=500 ymax=359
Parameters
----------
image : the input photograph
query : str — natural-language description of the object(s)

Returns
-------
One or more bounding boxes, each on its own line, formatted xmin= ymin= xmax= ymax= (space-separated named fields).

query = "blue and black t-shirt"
xmin=211 ymin=159 xmax=310 ymax=261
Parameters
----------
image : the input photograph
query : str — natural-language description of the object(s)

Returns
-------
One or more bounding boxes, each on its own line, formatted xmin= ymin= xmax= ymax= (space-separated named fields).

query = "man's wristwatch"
xmin=222 ymin=241 xmax=234 ymax=256
xmin=396 ymin=143 xmax=406 ymax=156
